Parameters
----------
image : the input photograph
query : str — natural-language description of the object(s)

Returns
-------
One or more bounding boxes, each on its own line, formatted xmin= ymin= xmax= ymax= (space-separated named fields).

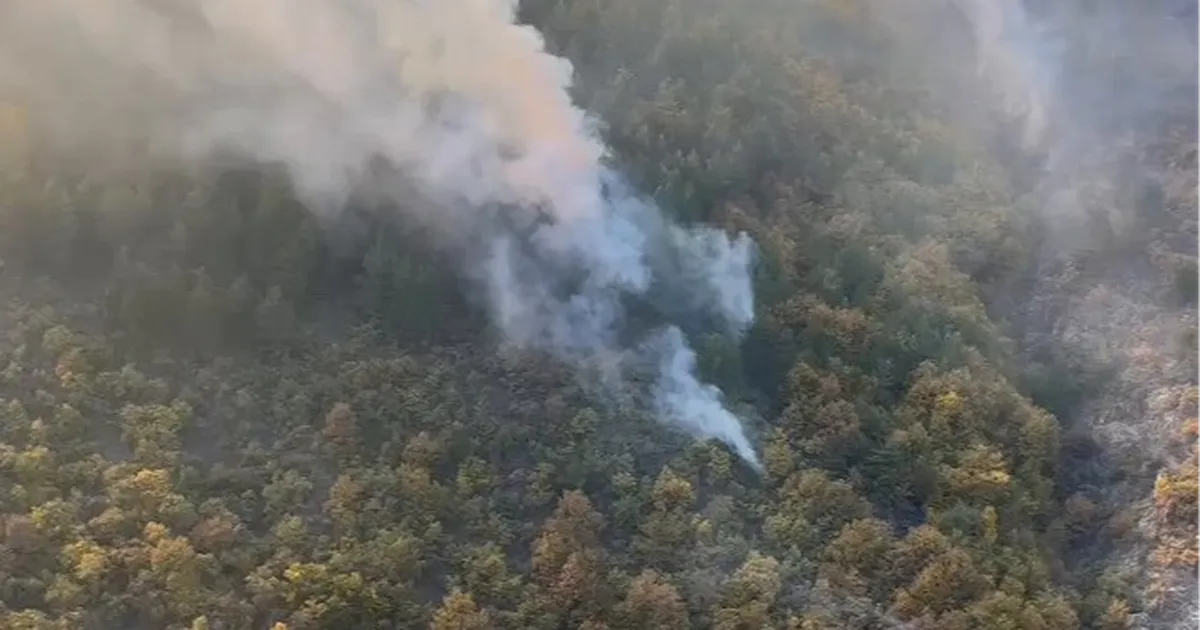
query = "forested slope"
xmin=0 ymin=0 xmax=1195 ymax=629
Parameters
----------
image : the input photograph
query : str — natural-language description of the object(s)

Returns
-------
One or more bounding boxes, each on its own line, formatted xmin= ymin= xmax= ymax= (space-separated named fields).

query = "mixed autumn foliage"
xmin=0 ymin=0 xmax=1195 ymax=629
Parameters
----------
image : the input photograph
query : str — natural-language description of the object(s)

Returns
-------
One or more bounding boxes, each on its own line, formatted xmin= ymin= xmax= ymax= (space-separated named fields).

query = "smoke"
xmin=951 ymin=0 xmax=1056 ymax=150
xmin=952 ymin=0 xmax=1197 ymax=623
xmin=0 ymin=0 xmax=762 ymax=470
xmin=935 ymin=0 xmax=1194 ymax=240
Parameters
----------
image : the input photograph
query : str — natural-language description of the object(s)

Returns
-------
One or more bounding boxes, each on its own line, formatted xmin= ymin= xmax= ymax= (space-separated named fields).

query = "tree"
xmin=120 ymin=402 xmax=191 ymax=468
xmin=711 ymin=552 xmax=783 ymax=630
xmin=614 ymin=570 xmax=688 ymax=630
xmin=819 ymin=518 xmax=895 ymax=598
xmin=633 ymin=468 xmax=696 ymax=570
xmin=524 ymin=492 xmax=609 ymax=627
xmin=458 ymin=543 xmax=521 ymax=610
xmin=891 ymin=548 xmax=991 ymax=619
xmin=321 ymin=402 xmax=359 ymax=463
xmin=430 ymin=590 xmax=492 ymax=630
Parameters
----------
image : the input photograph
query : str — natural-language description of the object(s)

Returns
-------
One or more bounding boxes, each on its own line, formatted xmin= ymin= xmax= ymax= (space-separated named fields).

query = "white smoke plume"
xmin=951 ymin=0 xmax=1055 ymax=149
xmin=0 ymin=0 xmax=763 ymax=470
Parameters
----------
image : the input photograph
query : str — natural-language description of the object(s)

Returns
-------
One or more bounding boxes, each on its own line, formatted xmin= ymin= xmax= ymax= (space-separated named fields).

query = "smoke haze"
xmin=0 ymin=0 xmax=762 ymax=469
xmin=955 ymin=0 xmax=1197 ymax=622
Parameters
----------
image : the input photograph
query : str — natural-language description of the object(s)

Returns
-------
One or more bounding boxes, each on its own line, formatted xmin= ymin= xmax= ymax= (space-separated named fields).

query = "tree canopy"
xmin=0 ymin=0 xmax=1194 ymax=628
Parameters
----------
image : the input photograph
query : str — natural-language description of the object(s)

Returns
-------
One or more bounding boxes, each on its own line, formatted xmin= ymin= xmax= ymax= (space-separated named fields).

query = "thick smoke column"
xmin=0 ymin=0 xmax=762 ymax=469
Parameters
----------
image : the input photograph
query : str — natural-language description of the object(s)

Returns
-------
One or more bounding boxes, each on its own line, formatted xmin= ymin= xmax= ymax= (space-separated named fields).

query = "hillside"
xmin=0 ymin=1 xmax=1195 ymax=629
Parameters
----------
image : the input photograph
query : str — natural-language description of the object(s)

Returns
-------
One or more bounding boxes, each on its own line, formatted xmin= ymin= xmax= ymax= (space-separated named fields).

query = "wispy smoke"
xmin=952 ymin=0 xmax=1056 ymax=149
xmin=0 ymin=0 xmax=762 ymax=470
xmin=955 ymin=0 xmax=1196 ymax=165
xmin=949 ymin=0 xmax=1195 ymax=247
xmin=953 ymin=0 xmax=1197 ymax=623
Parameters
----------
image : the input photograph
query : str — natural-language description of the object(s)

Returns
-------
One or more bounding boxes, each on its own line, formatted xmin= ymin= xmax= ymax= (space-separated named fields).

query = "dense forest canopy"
xmin=0 ymin=1 xmax=1195 ymax=629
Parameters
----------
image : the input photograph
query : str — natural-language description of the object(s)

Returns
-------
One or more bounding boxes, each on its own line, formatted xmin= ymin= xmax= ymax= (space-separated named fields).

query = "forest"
xmin=0 ymin=0 xmax=1195 ymax=629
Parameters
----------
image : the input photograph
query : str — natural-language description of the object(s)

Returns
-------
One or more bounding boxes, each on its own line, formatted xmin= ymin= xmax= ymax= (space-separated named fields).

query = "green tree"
xmin=430 ymin=590 xmax=492 ymax=630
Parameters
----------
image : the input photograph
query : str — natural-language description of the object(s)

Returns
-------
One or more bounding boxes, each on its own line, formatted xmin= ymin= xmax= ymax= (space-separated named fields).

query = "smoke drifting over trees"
xmin=0 ymin=0 xmax=763 ymax=468
xmin=0 ymin=0 xmax=1193 ymax=629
